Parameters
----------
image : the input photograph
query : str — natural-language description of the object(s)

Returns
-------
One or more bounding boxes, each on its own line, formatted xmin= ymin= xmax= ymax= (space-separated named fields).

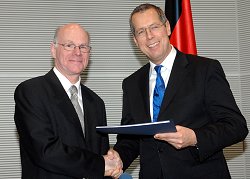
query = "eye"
xmin=66 ymin=44 xmax=75 ymax=48
xmin=79 ymin=45 xmax=87 ymax=49
xmin=137 ymin=29 xmax=145 ymax=35
xmin=151 ymin=25 xmax=159 ymax=30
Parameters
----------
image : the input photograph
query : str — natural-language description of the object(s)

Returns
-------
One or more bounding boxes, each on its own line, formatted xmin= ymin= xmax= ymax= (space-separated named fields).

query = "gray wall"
xmin=0 ymin=0 xmax=249 ymax=178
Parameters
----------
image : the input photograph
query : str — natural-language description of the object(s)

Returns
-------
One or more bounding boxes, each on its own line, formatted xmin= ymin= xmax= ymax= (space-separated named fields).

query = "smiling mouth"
xmin=70 ymin=58 xmax=82 ymax=62
xmin=148 ymin=41 xmax=159 ymax=48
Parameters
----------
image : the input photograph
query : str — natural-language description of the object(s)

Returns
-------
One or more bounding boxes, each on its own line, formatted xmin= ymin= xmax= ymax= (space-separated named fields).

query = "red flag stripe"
xmin=167 ymin=0 xmax=197 ymax=55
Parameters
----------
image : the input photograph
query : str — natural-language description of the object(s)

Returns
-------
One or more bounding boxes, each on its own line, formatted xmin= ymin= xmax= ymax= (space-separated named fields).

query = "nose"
xmin=145 ymin=28 xmax=153 ymax=39
xmin=73 ymin=46 xmax=81 ymax=55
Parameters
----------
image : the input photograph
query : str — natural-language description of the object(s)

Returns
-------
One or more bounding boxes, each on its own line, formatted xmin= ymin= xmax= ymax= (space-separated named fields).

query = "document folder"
xmin=96 ymin=120 xmax=176 ymax=135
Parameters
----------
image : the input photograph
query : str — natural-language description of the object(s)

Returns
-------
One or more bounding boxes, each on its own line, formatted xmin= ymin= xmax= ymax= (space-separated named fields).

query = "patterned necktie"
xmin=153 ymin=65 xmax=165 ymax=122
xmin=69 ymin=85 xmax=85 ymax=134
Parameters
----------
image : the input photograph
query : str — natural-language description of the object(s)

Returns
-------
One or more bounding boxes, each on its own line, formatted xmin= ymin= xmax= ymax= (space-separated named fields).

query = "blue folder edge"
xmin=96 ymin=120 xmax=176 ymax=135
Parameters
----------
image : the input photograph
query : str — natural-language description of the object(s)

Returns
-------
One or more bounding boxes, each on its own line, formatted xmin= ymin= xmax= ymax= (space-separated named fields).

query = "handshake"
xmin=103 ymin=148 xmax=123 ymax=178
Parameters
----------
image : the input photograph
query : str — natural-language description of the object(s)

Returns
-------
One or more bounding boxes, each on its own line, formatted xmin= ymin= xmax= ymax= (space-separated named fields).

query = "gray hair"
xmin=52 ymin=26 xmax=60 ymax=44
xmin=129 ymin=3 xmax=167 ymax=35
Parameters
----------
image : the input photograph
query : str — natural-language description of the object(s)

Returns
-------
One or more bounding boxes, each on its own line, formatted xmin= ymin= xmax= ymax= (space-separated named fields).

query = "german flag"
xmin=165 ymin=0 xmax=197 ymax=55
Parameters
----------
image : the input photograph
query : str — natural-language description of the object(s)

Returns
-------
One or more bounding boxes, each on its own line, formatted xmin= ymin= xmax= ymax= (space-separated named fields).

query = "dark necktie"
xmin=69 ymin=85 xmax=85 ymax=134
xmin=153 ymin=65 xmax=165 ymax=122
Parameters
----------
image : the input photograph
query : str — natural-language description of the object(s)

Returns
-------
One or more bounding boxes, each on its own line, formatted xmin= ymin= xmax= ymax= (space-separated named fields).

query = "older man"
xmin=14 ymin=23 xmax=122 ymax=179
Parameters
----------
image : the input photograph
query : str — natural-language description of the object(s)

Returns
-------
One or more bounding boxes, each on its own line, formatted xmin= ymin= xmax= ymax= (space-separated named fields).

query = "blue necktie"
xmin=153 ymin=65 xmax=165 ymax=122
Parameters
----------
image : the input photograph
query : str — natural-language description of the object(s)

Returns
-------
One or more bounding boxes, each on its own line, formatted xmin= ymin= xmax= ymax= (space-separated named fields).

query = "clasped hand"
xmin=103 ymin=148 xmax=123 ymax=178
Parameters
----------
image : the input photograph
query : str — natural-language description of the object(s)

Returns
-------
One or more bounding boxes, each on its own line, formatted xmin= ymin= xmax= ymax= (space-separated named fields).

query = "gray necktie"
xmin=69 ymin=85 xmax=85 ymax=134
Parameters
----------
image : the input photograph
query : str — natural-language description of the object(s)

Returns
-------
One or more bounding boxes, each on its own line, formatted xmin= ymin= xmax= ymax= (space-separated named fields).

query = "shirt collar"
xmin=149 ymin=45 xmax=177 ymax=75
xmin=53 ymin=67 xmax=81 ymax=93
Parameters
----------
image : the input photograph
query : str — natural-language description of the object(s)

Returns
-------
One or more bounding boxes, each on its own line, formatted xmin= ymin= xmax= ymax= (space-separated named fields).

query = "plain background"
xmin=0 ymin=0 xmax=249 ymax=178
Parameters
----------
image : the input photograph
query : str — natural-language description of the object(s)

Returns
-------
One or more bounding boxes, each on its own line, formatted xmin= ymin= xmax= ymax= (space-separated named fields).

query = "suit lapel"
xmin=80 ymin=85 xmax=90 ymax=138
xmin=138 ymin=64 xmax=151 ymax=121
xmin=80 ymin=84 xmax=98 ymax=150
xmin=158 ymin=51 xmax=189 ymax=119
xmin=45 ymin=70 xmax=85 ymax=139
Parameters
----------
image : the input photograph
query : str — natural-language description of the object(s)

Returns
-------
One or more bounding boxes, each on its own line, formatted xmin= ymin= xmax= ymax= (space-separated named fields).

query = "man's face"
xmin=51 ymin=24 xmax=90 ymax=81
xmin=132 ymin=8 xmax=172 ymax=65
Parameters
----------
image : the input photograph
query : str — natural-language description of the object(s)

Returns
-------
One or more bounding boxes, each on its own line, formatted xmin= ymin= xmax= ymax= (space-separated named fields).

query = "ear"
xmin=50 ymin=42 xmax=56 ymax=59
xmin=133 ymin=36 xmax=139 ymax=47
xmin=165 ymin=20 xmax=171 ymax=36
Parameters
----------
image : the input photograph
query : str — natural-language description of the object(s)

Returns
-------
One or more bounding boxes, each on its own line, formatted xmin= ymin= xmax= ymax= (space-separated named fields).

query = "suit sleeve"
xmin=194 ymin=60 xmax=248 ymax=161
xmin=113 ymin=78 xmax=140 ymax=170
xmin=14 ymin=82 xmax=105 ymax=179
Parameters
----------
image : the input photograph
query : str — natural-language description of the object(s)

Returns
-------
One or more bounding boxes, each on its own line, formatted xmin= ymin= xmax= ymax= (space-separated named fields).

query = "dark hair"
xmin=129 ymin=3 xmax=167 ymax=35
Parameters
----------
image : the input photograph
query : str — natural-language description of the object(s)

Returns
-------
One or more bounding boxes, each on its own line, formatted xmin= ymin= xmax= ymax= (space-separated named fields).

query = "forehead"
xmin=132 ymin=8 xmax=161 ymax=28
xmin=58 ymin=25 xmax=89 ymax=43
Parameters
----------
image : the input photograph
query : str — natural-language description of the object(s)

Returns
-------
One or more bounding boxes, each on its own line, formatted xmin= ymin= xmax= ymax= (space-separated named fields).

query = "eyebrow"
xmin=63 ymin=41 xmax=89 ymax=45
xmin=136 ymin=23 xmax=160 ymax=29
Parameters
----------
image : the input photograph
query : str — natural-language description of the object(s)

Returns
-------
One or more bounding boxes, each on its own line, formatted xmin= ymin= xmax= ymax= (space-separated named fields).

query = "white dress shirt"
xmin=53 ymin=67 xmax=83 ymax=112
xmin=149 ymin=45 xmax=177 ymax=121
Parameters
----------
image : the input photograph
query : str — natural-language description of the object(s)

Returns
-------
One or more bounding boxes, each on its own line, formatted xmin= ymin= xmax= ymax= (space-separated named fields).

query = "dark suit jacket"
xmin=114 ymin=50 xmax=248 ymax=179
xmin=14 ymin=69 xmax=110 ymax=179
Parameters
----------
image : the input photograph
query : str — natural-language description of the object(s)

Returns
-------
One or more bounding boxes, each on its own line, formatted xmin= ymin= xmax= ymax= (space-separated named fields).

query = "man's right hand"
xmin=103 ymin=148 xmax=123 ymax=178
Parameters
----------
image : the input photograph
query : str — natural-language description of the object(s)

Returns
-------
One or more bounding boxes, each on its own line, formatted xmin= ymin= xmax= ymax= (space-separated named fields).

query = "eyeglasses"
xmin=57 ymin=43 xmax=92 ymax=53
xmin=135 ymin=23 xmax=165 ymax=38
